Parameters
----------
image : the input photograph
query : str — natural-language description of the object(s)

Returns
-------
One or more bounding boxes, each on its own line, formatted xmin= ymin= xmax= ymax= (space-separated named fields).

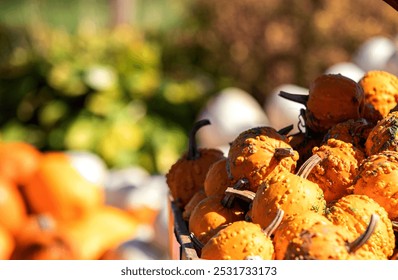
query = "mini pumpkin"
xmin=227 ymin=126 xmax=299 ymax=192
xmin=326 ymin=194 xmax=395 ymax=259
xmin=284 ymin=214 xmax=379 ymax=260
xmin=166 ymin=119 xmax=225 ymax=208
xmin=359 ymin=70 xmax=398 ymax=120
xmin=305 ymin=138 xmax=365 ymax=203
xmin=182 ymin=189 xmax=207 ymax=221
xmin=364 ymin=111 xmax=398 ymax=156
xmin=11 ymin=214 xmax=75 ymax=260
xmin=250 ymin=169 xmax=326 ymax=229
xmin=200 ymin=209 xmax=284 ymax=260
xmin=279 ymin=73 xmax=365 ymax=133
xmin=353 ymin=150 xmax=398 ymax=220
xmin=203 ymin=157 xmax=232 ymax=197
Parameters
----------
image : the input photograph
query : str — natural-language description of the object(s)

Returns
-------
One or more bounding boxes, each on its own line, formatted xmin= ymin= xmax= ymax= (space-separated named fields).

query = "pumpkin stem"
xmin=278 ymin=91 xmax=309 ymax=105
xmin=224 ymin=187 xmax=255 ymax=203
xmin=189 ymin=232 xmax=204 ymax=251
xmin=274 ymin=147 xmax=296 ymax=159
xmin=188 ymin=119 xmax=211 ymax=160
xmin=277 ymin=124 xmax=294 ymax=135
xmin=296 ymin=153 xmax=322 ymax=178
xmin=262 ymin=208 xmax=284 ymax=236
xmin=392 ymin=220 xmax=398 ymax=232
xmin=347 ymin=214 xmax=379 ymax=254
xmin=221 ymin=178 xmax=249 ymax=208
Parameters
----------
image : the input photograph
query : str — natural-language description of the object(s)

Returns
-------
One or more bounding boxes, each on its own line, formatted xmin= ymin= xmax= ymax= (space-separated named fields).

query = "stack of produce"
xmin=167 ymin=70 xmax=398 ymax=260
xmin=0 ymin=142 xmax=168 ymax=260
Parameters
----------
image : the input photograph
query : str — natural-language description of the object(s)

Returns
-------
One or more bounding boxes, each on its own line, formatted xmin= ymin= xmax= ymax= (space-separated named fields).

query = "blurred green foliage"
xmin=0 ymin=24 xmax=208 ymax=174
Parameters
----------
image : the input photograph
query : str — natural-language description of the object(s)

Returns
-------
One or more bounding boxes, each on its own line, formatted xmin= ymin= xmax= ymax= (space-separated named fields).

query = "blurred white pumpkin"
xmin=264 ymin=84 xmax=308 ymax=134
xmin=324 ymin=62 xmax=365 ymax=82
xmin=196 ymin=87 xmax=269 ymax=153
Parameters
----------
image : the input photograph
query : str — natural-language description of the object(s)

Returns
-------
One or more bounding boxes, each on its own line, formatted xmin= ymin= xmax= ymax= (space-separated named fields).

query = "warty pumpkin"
xmin=200 ymin=209 xmax=284 ymax=260
xmin=227 ymin=126 xmax=299 ymax=193
xmin=284 ymin=214 xmax=380 ymax=260
xmin=364 ymin=111 xmax=398 ymax=156
xmin=279 ymin=73 xmax=365 ymax=133
xmin=359 ymin=70 xmax=398 ymax=120
xmin=353 ymin=150 xmax=398 ymax=221
xmin=21 ymin=151 xmax=105 ymax=221
xmin=166 ymin=119 xmax=225 ymax=208
xmin=305 ymin=138 xmax=365 ymax=203
xmin=326 ymin=194 xmax=395 ymax=259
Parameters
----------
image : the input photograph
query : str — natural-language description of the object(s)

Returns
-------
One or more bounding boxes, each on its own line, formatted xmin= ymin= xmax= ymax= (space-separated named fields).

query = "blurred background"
xmin=1 ymin=0 xmax=398 ymax=259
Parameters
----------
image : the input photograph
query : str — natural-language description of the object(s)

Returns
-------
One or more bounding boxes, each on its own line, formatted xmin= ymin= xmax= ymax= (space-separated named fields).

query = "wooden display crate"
xmin=168 ymin=194 xmax=200 ymax=260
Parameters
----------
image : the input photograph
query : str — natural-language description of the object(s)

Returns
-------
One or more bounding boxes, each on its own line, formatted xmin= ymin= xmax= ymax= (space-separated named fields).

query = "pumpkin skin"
xmin=166 ymin=120 xmax=225 ymax=208
xmin=0 ymin=177 xmax=28 ymax=235
xmin=204 ymin=158 xmax=232 ymax=197
xmin=22 ymin=152 xmax=105 ymax=221
xmin=273 ymin=212 xmax=332 ymax=260
xmin=305 ymin=74 xmax=365 ymax=133
xmin=188 ymin=194 xmax=245 ymax=244
xmin=200 ymin=220 xmax=274 ymax=260
xmin=353 ymin=151 xmax=398 ymax=220
xmin=228 ymin=126 xmax=299 ymax=192
xmin=0 ymin=224 xmax=15 ymax=260
xmin=326 ymin=194 xmax=394 ymax=259
xmin=365 ymin=111 xmax=398 ymax=156
xmin=359 ymin=70 xmax=398 ymax=119
xmin=182 ymin=189 xmax=207 ymax=221
xmin=306 ymin=139 xmax=365 ymax=203
xmin=250 ymin=171 xmax=326 ymax=229
xmin=11 ymin=215 xmax=75 ymax=260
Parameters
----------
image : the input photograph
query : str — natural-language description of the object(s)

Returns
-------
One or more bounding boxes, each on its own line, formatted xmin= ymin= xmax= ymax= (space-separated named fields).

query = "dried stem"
xmin=278 ymin=91 xmax=309 ymax=105
xmin=277 ymin=124 xmax=294 ymax=135
xmin=347 ymin=214 xmax=379 ymax=253
xmin=262 ymin=208 xmax=284 ymax=236
xmin=221 ymin=178 xmax=249 ymax=208
xmin=274 ymin=147 xmax=296 ymax=159
xmin=296 ymin=154 xmax=322 ymax=178
xmin=188 ymin=119 xmax=211 ymax=160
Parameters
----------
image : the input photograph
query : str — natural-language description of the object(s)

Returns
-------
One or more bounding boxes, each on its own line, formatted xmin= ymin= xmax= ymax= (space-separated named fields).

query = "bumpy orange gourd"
xmin=228 ymin=126 xmax=299 ymax=192
xmin=250 ymin=170 xmax=326 ymax=229
xmin=305 ymin=139 xmax=365 ymax=203
xmin=200 ymin=210 xmax=283 ymax=260
xmin=0 ymin=177 xmax=28 ymax=235
xmin=273 ymin=212 xmax=332 ymax=260
xmin=189 ymin=193 xmax=245 ymax=244
xmin=11 ymin=215 xmax=75 ymax=260
xmin=359 ymin=70 xmax=398 ymax=120
xmin=353 ymin=151 xmax=398 ymax=220
xmin=22 ymin=152 xmax=105 ymax=221
xmin=166 ymin=120 xmax=225 ymax=208
xmin=365 ymin=111 xmax=398 ymax=156
xmin=60 ymin=206 xmax=137 ymax=260
xmin=284 ymin=214 xmax=379 ymax=260
xmin=326 ymin=194 xmax=394 ymax=259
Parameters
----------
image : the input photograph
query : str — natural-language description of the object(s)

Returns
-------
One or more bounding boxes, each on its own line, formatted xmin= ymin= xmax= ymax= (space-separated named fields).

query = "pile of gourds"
xmin=0 ymin=143 xmax=142 ymax=260
xmin=167 ymin=70 xmax=398 ymax=260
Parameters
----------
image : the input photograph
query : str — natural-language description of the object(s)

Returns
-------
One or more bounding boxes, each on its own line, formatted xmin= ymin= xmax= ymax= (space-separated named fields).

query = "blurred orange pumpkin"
xmin=0 ymin=224 xmax=14 ymax=259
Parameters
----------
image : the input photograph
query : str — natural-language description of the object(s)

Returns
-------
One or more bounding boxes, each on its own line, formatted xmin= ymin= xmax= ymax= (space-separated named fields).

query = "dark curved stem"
xmin=189 ymin=232 xmax=204 ymax=251
xmin=347 ymin=214 xmax=379 ymax=253
xmin=277 ymin=124 xmax=294 ymax=135
xmin=188 ymin=119 xmax=211 ymax=160
xmin=274 ymin=147 xmax=296 ymax=159
xmin=278 ymin=91 xmax=309 ymax=105
xmin=221 ymin=178 xmax=250 ymax=208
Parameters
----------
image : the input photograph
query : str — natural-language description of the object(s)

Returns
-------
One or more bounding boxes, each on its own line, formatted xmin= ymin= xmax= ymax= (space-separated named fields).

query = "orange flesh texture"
xmin=250 ymin=171 xmax=326 ymax=229
xmin=284 ymin=222 xmax=351 ymax=260
xmin=200 ymin=220 xmax=274 ymax=260
xmin=188 ymin=194 xmax=245 ymax=244
xmin=305 ymin=74 xmax=365 ymax=133
xmin=365 ymin=111 xmax=398 ymax=156
xmin=273 ymin=212 xmax=331 ymax=260
xmin=228 ymin=127 xmax=298 ymax=192
xmin=359 ymin=70 xmax=398 ymax=118
xmin=307 ymin=139 xmax=365 ymax=203
xmin=326 ymin=194 xmax=394 ymax=259
xmin=204 ymin=158 xmax=231 ymax=197
xmin=353 ymin=151 xmax=398 ymax=220
xmin=166 ymin=149 xmax=225 ymax=207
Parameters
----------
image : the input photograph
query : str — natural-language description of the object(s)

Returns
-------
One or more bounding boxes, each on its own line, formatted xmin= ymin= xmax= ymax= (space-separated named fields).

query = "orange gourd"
xmin=0 ymin=177 xmax=28 ymax=235
xmin=22 ymin=151 xmax=105 ymax=221
xmin=0 ymin=224 xmax=14 ymax=260
xmin=60 ymin=206 xmax=137 ymax=260
xmin=182 ymin=189 xmax=207 ymax=221
xmin=203 ymin=158 xmax=232 ymax=197
xmin=166 ymin=120 xmax=225 ymax=208
xmin=228 ymin=126 xmax=299 ymax=192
